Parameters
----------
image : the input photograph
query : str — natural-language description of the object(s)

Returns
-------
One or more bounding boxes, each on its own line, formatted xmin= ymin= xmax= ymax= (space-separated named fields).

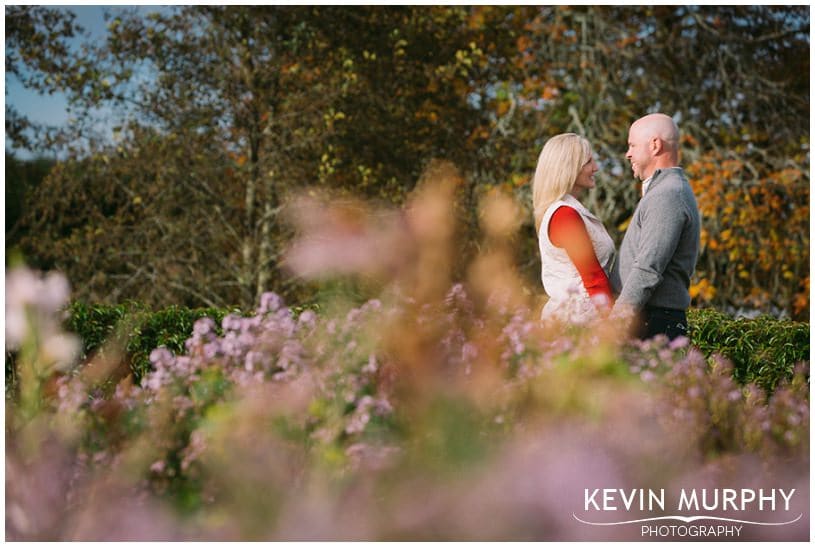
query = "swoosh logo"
xmin=572 ymin=513 xmax=803 ymax=527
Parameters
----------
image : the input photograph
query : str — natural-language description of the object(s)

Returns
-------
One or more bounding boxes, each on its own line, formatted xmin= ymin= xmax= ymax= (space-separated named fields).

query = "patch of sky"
xmin=6 ymin=5 xmax=170 ymax=159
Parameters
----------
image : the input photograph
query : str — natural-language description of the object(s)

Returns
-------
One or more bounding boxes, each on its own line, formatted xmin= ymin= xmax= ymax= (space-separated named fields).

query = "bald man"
xmin=611 ymin=113 xmax=701 ymax=340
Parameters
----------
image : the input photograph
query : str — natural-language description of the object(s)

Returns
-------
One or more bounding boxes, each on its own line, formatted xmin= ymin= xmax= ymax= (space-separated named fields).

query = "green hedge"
xmin=687 ymin=308 xmax=809 ymax=392
xmin=62 ymin=301 xmax=239 ymax=383
xmin=7 ymin=303 xmax=809 ymax=393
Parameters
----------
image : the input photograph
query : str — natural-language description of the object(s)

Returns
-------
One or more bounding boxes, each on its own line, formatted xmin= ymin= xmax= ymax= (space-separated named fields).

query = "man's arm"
xmin=613 ymin=190 xmax=687 ymax=312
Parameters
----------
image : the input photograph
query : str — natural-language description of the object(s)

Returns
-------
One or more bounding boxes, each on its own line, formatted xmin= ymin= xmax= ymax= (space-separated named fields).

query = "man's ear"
xmin=650 ymin=137 xmax=663 ymax=155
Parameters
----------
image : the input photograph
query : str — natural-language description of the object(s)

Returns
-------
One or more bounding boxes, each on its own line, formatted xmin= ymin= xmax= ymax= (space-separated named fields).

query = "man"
xmin=611 ymin=113 xmax=701 ymax=340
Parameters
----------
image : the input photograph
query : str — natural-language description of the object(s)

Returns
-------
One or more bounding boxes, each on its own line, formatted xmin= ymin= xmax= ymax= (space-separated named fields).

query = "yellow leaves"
xmin=454 ymin=42 xmax=484 ymax=75
xmin=467 ymin=8 xmax=485 ymax=30
xmin=318 ymin=146 xmax=340 ymax=180
xmin=690 ymin=278 xmax=716 ymax=301
xmin=617 ymin=216 xmax=631 ymax=232
xmin=132 ymin=196 xmax=143 ymax=206
xmin=323 ymin=109 xmax=347 ymax=130
xmin=495 ymin=100 xmax=511 ymax=117
xmin=728 ymin=249 xmax=740 ymax=261
xmin=467 ymin=125 xmax=490 ymax=145
xmin=393 ymin=39 xmax=408 ymax=57
xmin=455 ymin=49 xmax=473 ymax=68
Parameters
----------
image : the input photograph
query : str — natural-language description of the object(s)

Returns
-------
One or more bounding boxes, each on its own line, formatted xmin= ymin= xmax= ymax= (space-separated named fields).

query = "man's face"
xmin=625 ymin=123 xmax=653 ymax=181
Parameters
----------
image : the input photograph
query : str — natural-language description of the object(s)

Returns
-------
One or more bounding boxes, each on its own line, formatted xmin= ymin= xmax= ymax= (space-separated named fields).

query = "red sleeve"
xmin=548 ymin=205 xmax=614 ymax=306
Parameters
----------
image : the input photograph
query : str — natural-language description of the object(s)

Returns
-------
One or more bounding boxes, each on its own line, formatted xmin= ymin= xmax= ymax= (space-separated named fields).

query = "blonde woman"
xmin=533 ymin=133 xmax=617 ymax=323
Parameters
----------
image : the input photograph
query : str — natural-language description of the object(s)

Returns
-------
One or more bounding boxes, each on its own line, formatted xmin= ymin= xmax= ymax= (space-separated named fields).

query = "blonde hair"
xmin=531 ymin=133 xmax=592 ymax=233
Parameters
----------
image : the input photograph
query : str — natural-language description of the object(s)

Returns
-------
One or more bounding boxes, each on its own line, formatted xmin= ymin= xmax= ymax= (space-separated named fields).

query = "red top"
xmin=548 ymin=205 xmax=614 ymax=306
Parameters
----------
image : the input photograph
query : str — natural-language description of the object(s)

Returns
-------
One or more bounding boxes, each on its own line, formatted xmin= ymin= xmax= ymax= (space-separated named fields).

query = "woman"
xmin=532 ymin=133 xmax=616 ymax=324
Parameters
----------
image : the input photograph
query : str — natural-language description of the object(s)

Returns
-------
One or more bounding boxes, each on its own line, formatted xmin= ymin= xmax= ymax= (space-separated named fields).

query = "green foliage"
xmin=54 ymin=302 xmax=808 ymax=393
xmin=63 ymin=301 xmax=237 ymax=382
xmin=688 ymin=308 xmax=810 ymax=392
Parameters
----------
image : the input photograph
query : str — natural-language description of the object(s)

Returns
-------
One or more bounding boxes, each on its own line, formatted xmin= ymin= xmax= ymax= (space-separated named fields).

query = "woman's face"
xmin=573 ymin=155 xmax=598 ymax=193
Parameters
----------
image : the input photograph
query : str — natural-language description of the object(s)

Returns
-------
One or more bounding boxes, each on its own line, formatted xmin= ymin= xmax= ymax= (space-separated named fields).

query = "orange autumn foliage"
xmin=686 ymin=151 xmax=809 ymax=319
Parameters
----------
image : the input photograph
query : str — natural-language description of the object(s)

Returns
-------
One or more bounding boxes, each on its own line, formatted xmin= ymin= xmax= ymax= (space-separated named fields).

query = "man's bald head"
xmin=631 ymin=113 xmax=679 ymax=151
xmin=626 ymin=113 xmax=680 ymax=181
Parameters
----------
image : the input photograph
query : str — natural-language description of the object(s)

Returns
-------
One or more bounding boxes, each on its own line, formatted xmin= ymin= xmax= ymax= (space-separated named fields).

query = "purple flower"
xmin=150 ymin=460 xmax=166 ymax=474
xmin=298 ymin=310 xmax=317 ymax=329
xmin=668 ymin=336 xmax=690 ymax=350
xmin=363 ymin=299 xmax=382 ymax=312
xmin=221 ymin=314 xmax=243 ymax=333
xmin=640 ymin=370 xmax=656 ymax=383
xmin=149 ymin=347 xmax=174 ymax=368
xmin=244 ymin=351 xmax=263 ymax=372
xmin=193 ymin=317 xmax=216 ymax=337
xmin=258 ymin=292 xmax=285 ymax=314
xmin=202 ymin=342 xmax=220 ymax=360
xmin=362 ymin=354 xmax=378 ymax=374
xmin=462 ymin=342 xmax=478 ymax=361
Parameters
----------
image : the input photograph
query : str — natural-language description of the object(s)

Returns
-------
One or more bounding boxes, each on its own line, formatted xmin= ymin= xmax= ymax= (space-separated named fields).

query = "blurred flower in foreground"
xmin=6 ymin=266 xmax=76 ymax=355
xmin=4 ymin=157 xmax=810 ymax=540
xmin=284 ymin=196 xmax=412 ymax=280
xmin=6 ymin=266 xmax=81 ymax=416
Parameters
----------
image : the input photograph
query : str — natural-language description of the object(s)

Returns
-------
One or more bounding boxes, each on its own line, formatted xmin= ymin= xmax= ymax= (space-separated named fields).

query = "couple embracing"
xmin=533 ymin=113 xmax=701 ymax=340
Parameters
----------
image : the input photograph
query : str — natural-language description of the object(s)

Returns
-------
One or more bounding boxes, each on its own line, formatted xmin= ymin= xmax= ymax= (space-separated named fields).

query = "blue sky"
xmin=6 ymin=6 xmax=125 ymax=158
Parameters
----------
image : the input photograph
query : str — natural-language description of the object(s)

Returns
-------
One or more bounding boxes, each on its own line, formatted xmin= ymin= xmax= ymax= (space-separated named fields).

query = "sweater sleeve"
xmin=548 ymin=205 xmax=614 ymax=307
xmin=613 ymin=188 xmax=687 ymax=311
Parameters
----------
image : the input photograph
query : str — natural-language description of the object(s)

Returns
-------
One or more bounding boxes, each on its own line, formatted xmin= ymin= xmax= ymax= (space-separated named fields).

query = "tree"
xmin=5 ymin=154 xmax=55 ymax=252
xmin=11 ymin=6 xmax=809 ymax=316
xmin=15 ymin=6 xmax=529 ymax=308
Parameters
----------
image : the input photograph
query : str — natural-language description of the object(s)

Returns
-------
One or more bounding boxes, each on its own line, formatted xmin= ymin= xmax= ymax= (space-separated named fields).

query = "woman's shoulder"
xmin=550 ymin=203 xmax=582 ymax=223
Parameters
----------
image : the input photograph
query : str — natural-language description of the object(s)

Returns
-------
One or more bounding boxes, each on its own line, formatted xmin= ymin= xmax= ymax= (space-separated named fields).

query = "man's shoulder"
xmin=654 ymin=167 xmax=688 ymax=186
xmin=647 ymin=169 xmax=692 ymax=198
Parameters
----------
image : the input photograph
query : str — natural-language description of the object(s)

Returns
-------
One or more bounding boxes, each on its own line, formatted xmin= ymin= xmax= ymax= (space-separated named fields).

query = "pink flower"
xmin=193 ymin=317 xmax=216 ymax=337
xmin=150 ymin=460 xmax=166 ymax=473
xmin=258 ymin=292 xmax=284 ymax=314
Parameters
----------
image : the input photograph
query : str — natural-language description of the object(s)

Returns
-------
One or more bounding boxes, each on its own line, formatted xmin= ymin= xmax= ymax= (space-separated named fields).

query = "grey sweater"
xmin=612 ymin=167 xmax=701 ymax=312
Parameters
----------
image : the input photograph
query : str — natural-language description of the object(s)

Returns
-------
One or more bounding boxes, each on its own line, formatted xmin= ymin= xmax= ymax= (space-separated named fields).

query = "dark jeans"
xmin=636 ymin=306 xmax=688 ymax=341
